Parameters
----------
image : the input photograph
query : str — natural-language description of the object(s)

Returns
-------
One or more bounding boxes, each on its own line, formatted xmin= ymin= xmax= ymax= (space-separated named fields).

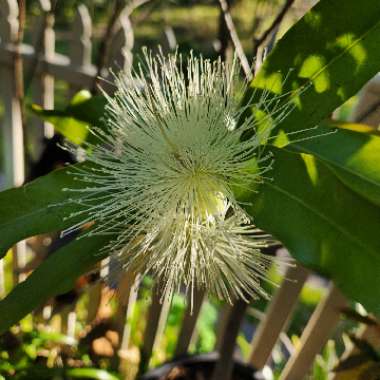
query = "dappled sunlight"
xmin=299 ymin=54 xmax=330 ymax=93
xmin=272 ymin=129 xmax=291 ymax=147
xmin=335 ymin=33 xmax=367 ymax=69
xmin=346 ymin=135 xmax=380 ymax=175
xmin=304 ymin=9 xmax=322 ymax=29
xmin=248 ymin=0 xmax=380 ymax=139
xmin=301 ymin=153 xmax=319 ymax=186
xmin=252 ymin=70 xmax=285 ymax=95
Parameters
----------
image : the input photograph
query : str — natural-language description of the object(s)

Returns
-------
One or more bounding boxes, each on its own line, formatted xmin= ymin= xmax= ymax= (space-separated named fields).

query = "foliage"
xmin=241 ymin=0 xmax=380 ymax=313
xmin=0 ymin=328 xmax=119 ymax=380
xmin=309 ymin=340 xmax=338 ymax=380
xmin=1 ymin=0 xmax=380 ymax=372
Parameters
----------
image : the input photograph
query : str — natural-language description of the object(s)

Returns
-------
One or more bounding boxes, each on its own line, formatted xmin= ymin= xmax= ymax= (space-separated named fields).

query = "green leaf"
xmin=12 ymin=366 xmax=119 ymax=380
xmin=0 ymin=233 xmax=111 ymax=334
xmin=0 ymin=163 xmax=88 ymax=258
xmin=67 ymin=368 xmax=120 ymax=380
xmin=251 ymin=0 xmax=380 ymax=134
xmin=239 ymin=148 xmax=380 ymax=314
xmin=31 ymin=91 xmax=107 ymax=145
xmin=35 ymin=331 xmax=77 ymax=346
xmin=290 ymin=122 xmax=380 ymax=207
xmin=244 ymin=0 xmax=380 ymax=311
xmin=32 ymin=104 xmax=89 ymax=145
xmin=66 ymin=93 xmax=107 ymax=126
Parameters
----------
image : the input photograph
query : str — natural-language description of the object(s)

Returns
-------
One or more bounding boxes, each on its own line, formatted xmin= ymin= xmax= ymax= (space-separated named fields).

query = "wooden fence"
xmin=0 ymin=1 xmax=372 ymax=379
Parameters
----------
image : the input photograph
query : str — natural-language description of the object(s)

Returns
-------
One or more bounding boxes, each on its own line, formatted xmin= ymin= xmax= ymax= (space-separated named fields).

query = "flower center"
xmin=185 ymin=169 xmax=227 ymax=221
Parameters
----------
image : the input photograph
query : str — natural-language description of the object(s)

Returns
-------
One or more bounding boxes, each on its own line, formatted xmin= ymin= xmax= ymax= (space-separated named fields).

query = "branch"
xmin=91 ymin=0 xmax=126 ymax=94
xmin=131 ymin=0 xmax=164 ymax=26
xmin=253 ymin=0 xmax=296 ymax=57
xmin=124 ymin=0 xmax=151 ymax=16
xmin=218 ymin=0 xmax=252 ymax=80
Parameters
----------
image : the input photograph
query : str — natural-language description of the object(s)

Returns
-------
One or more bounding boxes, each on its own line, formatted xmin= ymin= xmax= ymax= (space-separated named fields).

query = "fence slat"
xmin=108 ymin=11 xmax=134 ymax=75
xmin=0 ymin=45 xmax=97 ymax=87
xmin=174 ymin=289 xmax=205 ymax=357
xmin=31 ymin=0 xmax=55 ymax=155
xmin=351 ymin=73 xmax=380 ymax=125
xmin=115 ymin=272 xmax=140 ymax=378
xmin=139 ymin=288 xmax=171 ymax=375
xmin=115 ymin=271 xmax=139 ymax=346
xmin=0 ymin=0 xmax=18 ymax=42
xmin=214 ymin=304 xmax=233 ymax=351
xmin=139 ymin=291 xmax=163 ymax=373
xmin=0 ymin=0 xmax=24 ymax=188
xmin=211 ymin=300 xmax=248 ymax=380
xmin=69 ymin=4 xmax=92 ymax=96
xmin=279 ymin=284 xmax=347 ymax=380
xmin=0 ymin=0 xmax=27 ymax=286
xmin=331 ymin=320 xmax=380 ymax=380
xmin=248 ymin=264 xmax=309 ymax=369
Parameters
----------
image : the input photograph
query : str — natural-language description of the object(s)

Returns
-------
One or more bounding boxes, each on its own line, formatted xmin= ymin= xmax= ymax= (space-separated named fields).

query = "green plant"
xmin=0 ymin=327 xmax=119 ymax=380
xmin=1 ymin=0 xmax=380 ymax=333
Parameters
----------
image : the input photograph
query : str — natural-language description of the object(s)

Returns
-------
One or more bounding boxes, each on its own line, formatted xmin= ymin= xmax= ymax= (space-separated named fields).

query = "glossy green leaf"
xmin=67 ymin=368 xmax=119 ymax=380
xmin=289 ymin=121 xmax=380 ymax=207
xmin=0 ymin=163 xmax=88 ymax=258
xmin=239 ymin=148 xmax=380 ymax=314
xmin=32 ymin=103 xmax=89 ymax=145
xmin=250 ymin=0 xmax=380 ymax=134
xmin=0 ymin=233 xmax=111 ymax=334
xmin=65 ymin=93 xmax=107 ymax=125
xmin=31 ymin=92 xmax=107 ymax=145
xmin=248 ymin=0 xmax=380 ymax=210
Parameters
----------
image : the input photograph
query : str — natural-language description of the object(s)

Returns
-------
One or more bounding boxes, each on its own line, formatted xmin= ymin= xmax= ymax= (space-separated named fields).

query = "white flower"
xmin=65 ymin=51 xmax=293 ymax=304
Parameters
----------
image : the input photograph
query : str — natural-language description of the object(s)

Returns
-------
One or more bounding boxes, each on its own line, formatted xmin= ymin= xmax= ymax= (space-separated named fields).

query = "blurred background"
xmin=0 ymin=1 xmax=379 ymax=380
